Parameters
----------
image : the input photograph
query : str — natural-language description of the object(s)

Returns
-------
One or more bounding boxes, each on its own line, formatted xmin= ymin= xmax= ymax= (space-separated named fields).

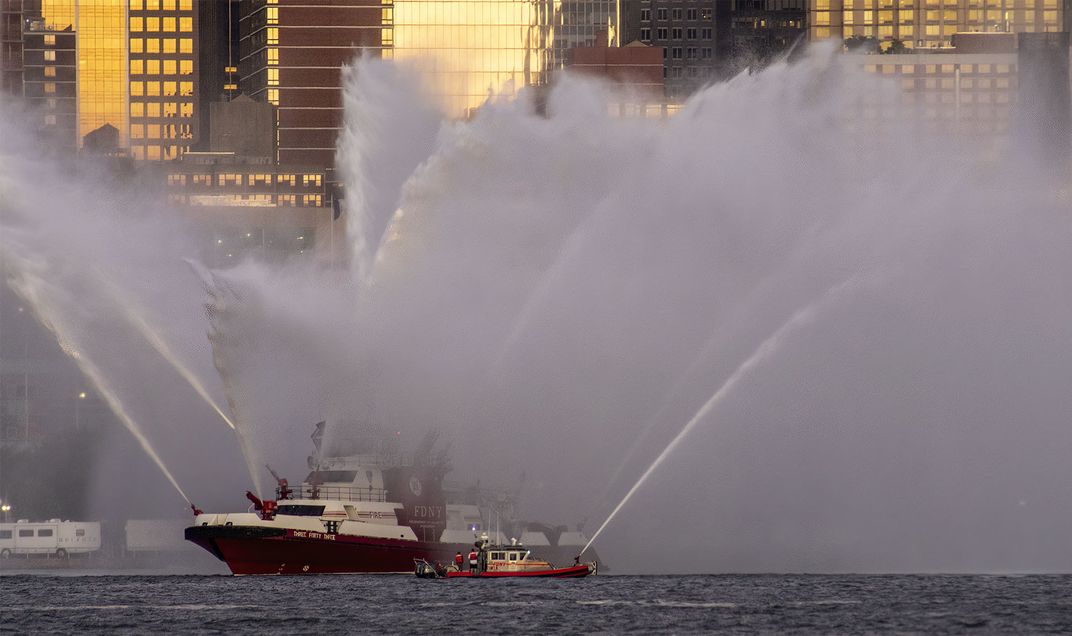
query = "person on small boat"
xmin=468 ymin=547 xmax=478 ymax=572
xmin=454 ymin=552 xmax=463 ymax=570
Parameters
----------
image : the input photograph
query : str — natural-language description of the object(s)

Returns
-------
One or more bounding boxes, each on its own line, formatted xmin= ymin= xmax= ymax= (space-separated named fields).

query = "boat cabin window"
xmin=75 ymin=529 xmax=85 ymax=537
xmin=509 ymin=553 xmax=519 ymax=561
xmin=37 ymin=529 xmax=53 ymax=537
xmin=0 ymin=530 xmax=11 ymax=539
xmin=18 ymin=529 xmax=33 ymax=537
xmin=304 ymin=471 xmax=357 ymax=483
xmin=491 ymin=552 xmax=504 ymax=560
xmin=275 ymin=505 xmax=326 ymax=517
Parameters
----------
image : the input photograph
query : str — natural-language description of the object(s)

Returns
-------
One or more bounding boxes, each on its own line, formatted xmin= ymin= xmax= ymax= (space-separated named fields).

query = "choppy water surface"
xmin=2 ymin=574 xmax=1070 ymax=633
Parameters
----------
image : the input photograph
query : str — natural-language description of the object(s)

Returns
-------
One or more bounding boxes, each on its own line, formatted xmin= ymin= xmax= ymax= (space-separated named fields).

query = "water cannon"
xmin=191 ymin=503 xmax=203 ymax=517
xmin=265 ymin=464 xmax=292 ymax=499
xmin=245 ymin=490 xmax=263 ymax=510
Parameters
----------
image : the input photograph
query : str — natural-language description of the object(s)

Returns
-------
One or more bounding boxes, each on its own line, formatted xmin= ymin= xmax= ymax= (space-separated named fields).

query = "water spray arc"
xmin=580 ymin=280 xmax=860 ymax=556
xmin=92 ymin=269 xmax=236 ymax=430
xmin=5 ymin=269 xmax=193 ymax=507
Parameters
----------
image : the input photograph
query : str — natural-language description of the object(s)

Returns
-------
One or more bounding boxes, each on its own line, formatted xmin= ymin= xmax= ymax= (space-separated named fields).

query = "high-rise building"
xmin=127 ymin=0 xmax=199 ymax=161
xmin=730 ymin=0 xmax=805 ymax=69
xmin=10 ymin=1 xmax=205 ymax=159
xmin=21 ymin=14 xmax=77 ymax=150
xmin=554 ymin=0 xmax=621 ymax=64
xmin=30 ymin=0 xmax=130 ymax=148
xmin=622 ymin=0 xmax=731 ymax=100
xmin=389 ymin=0 xmax=556 ymax=117
xmin=808 ymin=0 xmax=1066 ymax=50
xmin=1 ymin=0 xmax=24 ymax=96
xmin=195 ymin=0 xmax=240 ymax=151
xmin=239 ymin=0 xmax=382 ymax=171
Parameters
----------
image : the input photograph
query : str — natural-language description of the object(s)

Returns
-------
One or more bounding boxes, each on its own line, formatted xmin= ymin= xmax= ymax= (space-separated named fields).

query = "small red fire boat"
xmin=415 ymin=534 xmax=596 ymax=579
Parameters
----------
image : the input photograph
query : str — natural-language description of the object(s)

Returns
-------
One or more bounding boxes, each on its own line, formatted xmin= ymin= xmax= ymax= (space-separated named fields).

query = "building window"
xmin=657 ymin=27 xmax=668 ymax=39
xmin=164 ymin=39 xmax=177 ymax=54
xmin=44 ymin=82 xmax=56 ymax=94
xmin=131 ymin=59 xmax=144 ymax=75
xmin=180 ymin=17 xmax=193 ymax=32
xmin=267 ymin=28 xmax=279 ymax=45
xmin=147 ymin=17 xmax=160 ymax=32
xmin=131 ymin=103 xmax=144 ymax=117
xmin=640 ymin=27 xmax=651 ymax=40
xmin=130 ymin=17 xmax=143 ymax=32
xmin=303 ymin=174 xmax=322 ymax=187
xmin=702 ymin=27 xmax=712 ymax=39
xmin=640 ymin=8 xmax=650 ymax=21
xmin=672 ymin=47 xmax=682 ymax=58
xmin=180 ymin=60 xmax=193 ymax=75
xmin=44 ymin=50 xmax=56 ymax=62
xmin=163 ymin=60 xmax=177 ymax=75
xmin=44 ymin=67 xmax=56 ymax=77
xmin=686 ymin=8 xmax=697 ymax=20
xmin=180 ymin=38 xmax=192 ymax=54
xmin=163 ymin=17 xmax=176 ymax=32
xmin=672 ymin=27 xmax=682 ymax=39
xmin=44 ymin=35 xmax=55 ymax=46
xmin=656 ymin=8 xmax=667 ymax=20
xmin=687 ymin=27 xmax=697 ymax=39
xmin=672 ymin=8 xmax=682 ymax=20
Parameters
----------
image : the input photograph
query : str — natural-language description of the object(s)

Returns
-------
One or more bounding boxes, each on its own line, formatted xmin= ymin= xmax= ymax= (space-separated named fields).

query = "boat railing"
xmin=296 ymin=484 xmax=387 ymax=503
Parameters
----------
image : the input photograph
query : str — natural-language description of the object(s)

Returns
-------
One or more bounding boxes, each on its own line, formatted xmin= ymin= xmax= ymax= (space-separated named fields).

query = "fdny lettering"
xmin=411 ymin=505 xmax=443 ymax=519
xmin=291 ymin=530 xmax=336 ymax=541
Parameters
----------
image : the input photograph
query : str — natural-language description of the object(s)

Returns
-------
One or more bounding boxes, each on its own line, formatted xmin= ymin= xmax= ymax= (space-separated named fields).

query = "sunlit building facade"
xmin=389 ymin=0 xmax=564 ymax=117
xmin=33 ymin=0 xmax=130 ymax=147
xmin=809 ymin=0 xmax=1066 ymax=49
xmin=127 ymin=0 xmax=198 ymax=160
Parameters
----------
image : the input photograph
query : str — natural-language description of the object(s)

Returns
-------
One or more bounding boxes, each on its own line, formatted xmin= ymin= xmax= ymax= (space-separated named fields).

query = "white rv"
xmin=0 ymin=519 xmax=102 ymax=558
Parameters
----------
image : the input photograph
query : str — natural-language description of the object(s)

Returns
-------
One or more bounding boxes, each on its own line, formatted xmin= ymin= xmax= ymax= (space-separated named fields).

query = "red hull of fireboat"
xmin=185 ymin=526 xmax=454 ymax=575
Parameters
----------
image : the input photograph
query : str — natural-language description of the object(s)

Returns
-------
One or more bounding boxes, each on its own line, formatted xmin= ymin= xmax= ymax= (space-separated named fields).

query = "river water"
xmin=2 ymin=573 xmax=1070 ymax=633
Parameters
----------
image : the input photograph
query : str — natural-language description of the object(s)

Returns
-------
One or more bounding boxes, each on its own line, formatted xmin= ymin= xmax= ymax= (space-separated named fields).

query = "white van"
xmin=0 ymin=519 xmax=102 ymax=558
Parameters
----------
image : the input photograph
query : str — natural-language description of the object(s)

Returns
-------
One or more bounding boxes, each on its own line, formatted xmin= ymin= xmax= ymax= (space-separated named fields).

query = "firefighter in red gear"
xmin=454 ymin=552 xmax=464 ymax=571
xmin=468 ymin=548 xmax=479 ymax=573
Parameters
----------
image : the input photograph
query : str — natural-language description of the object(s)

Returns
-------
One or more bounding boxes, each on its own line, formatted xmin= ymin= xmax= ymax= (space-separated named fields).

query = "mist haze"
xmin=2 ymin=46 xmax=1070 ymax=573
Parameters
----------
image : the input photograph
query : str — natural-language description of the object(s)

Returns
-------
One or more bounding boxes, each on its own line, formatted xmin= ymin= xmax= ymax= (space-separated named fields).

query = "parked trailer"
xmin=0 ymin=519 xmax=102 ymax=558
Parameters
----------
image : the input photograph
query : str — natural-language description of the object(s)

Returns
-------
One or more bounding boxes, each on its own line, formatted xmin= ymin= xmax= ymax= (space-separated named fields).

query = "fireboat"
xmin=415 ymin=534 xmax=595 ymax=579
xmin=185 ymin=425 xmax=602 ymax=575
